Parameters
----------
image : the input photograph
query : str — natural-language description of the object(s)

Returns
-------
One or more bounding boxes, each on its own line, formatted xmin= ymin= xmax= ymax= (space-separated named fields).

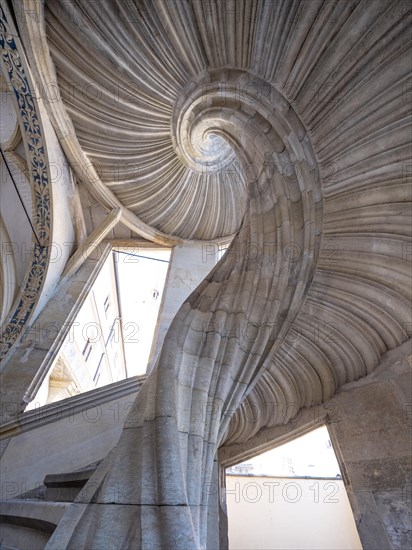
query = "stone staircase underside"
xmin=0 ymin=377 xmax=144 ymax=549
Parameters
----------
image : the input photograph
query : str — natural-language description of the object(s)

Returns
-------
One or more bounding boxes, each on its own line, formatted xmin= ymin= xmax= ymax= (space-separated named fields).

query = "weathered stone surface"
xmin=374 ymin=490 xmax=412 ymax=550
xmin=347 ymin=458 xmax=407 ymax=491
xmin=354 ymin=490 xmax=392 ymax=550
xmin=328 ymin=356 xmax=412 ymax=550
xmin=331 ymin=384 xmax=410 ymax=463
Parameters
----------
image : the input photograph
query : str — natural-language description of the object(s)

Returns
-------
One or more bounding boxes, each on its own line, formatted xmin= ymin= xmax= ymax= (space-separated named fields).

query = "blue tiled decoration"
xmin=0 ymin=4 xmax=51 ymax=360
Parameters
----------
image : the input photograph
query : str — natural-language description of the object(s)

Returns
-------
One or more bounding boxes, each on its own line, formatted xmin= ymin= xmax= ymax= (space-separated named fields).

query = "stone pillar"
xmin=218 ymin=463 xmax=229 ymax=550
xmin=328 ymin=348 xmax=411 ymax=550
xmin=148 ymin=241 xmax=219 ymax=369
xmin=206 ymin=457 xmax=220 ymax=550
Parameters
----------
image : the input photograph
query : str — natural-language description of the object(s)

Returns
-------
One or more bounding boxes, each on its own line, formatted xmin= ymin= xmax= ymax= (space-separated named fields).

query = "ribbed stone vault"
xmin=23 ymin=0 xmax=410 ymax=548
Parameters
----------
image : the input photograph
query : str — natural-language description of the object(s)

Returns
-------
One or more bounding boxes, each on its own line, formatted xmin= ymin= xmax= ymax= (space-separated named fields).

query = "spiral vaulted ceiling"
xmin=41 ymin=0 xmax=411 ymax=436
xmin=45 ymin=0 xmax=250 ymax=240
xmin=13 ymin=0 xmax=409 ymax=547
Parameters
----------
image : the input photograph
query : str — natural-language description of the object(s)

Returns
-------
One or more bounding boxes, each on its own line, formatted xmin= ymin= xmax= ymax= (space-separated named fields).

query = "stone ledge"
xmin=0 ymin=375 xmax=146 ymax=441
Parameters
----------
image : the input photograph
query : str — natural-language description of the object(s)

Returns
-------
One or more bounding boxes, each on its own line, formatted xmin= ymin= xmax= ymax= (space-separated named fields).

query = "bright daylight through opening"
xmin=226 ymin=426 xmax=362 ymax=550
xmin=114 ymin=248 xmax=171 ymax=376
xmin=25 ymin=248 xmax=171 ymax=410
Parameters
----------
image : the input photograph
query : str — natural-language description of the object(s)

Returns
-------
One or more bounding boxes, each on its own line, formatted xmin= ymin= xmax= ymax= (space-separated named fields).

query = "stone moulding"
xmin=0 ymin=375 xmax=146 ymax=441
xmin=0 ymin=4 xmax=51 ymax=362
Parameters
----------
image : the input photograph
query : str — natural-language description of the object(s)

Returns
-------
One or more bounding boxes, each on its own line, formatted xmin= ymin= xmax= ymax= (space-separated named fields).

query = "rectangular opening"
xmin=225 ymin=425 xmax=362 ymax=549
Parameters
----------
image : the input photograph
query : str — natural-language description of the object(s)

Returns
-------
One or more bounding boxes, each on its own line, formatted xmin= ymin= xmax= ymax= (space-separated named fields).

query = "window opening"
xmin=226 ymin=425 xmax=362 ymax=550
xmin=24 ymin=247 xmax=170 ymax=409
xmin=104 ymin=296 xmax=110 ymax=316
xmin=114 ymin=247 xmax=171 ymax=376
xmin=93 ymin=353 xmax=104 ymax=385
xmin=82 ymin=338 xmax=92 ymax=362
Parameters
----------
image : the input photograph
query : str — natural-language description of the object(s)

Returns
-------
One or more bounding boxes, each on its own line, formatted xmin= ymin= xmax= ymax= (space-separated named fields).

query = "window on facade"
xmin=93 ymin=353 xmax=104 ymax=385
xmin=107 ymin=324 xmax=116 ymax=346
xmin=82 ymin=339 xmax=93 ymax=362
xmin=152 ymin=289 xmax=159 ymax=300
xmin=104 ymin=296 xmax=110 ymax=317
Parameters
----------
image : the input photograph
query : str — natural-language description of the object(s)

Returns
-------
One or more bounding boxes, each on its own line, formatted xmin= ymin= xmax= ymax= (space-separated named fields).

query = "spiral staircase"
xmin=0 ymin=1 xmax=410 ymax=549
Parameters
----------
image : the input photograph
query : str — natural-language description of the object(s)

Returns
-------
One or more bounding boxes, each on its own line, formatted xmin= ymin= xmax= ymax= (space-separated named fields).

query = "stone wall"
xmin=328 ymin=345 xmax=411 ymax=550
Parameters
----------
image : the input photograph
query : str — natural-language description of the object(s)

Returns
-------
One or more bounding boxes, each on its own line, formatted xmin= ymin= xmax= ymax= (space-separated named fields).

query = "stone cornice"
xmin=0 ymin=374 xmax=146 ymax=441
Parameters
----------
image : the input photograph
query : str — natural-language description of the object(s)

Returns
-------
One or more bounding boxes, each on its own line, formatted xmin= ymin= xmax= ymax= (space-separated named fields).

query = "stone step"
xmin=0 ymin=501 xmax=69 ymax=549
xmin=16 ymin=465 xmax=98 ymax=503
xmin=43 ymin=466 xmax=96 ymax=488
